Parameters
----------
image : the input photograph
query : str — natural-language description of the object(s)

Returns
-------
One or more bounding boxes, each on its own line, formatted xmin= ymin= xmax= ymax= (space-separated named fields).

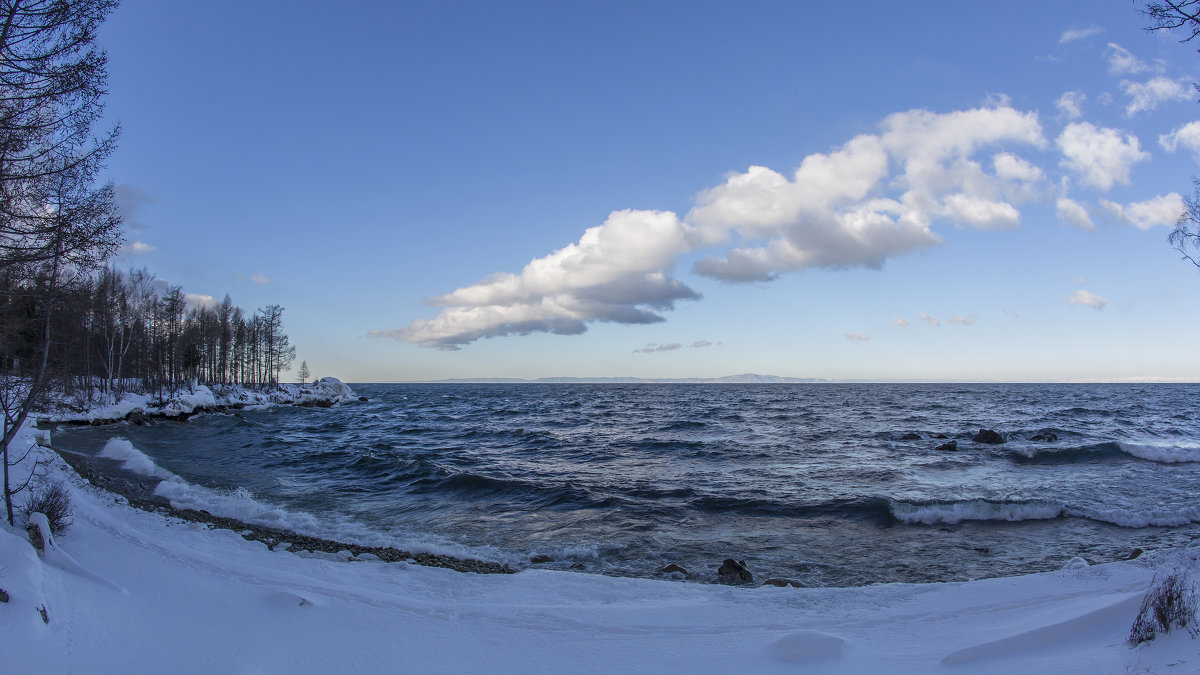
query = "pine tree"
xmin=297 ymin=360 xmax=310 ymax=384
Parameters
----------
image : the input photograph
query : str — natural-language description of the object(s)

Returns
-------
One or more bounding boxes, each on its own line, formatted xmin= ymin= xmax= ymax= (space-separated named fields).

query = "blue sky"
xmin=99 ymin=1 xmax=1200 ymax=382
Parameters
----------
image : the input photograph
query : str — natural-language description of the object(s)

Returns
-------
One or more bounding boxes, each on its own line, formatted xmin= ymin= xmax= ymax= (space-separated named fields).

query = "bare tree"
xmin=296 ymin=360 xmax=310 ymax=384
xmin=1144 ymin=1 xmax=1200 ymax=47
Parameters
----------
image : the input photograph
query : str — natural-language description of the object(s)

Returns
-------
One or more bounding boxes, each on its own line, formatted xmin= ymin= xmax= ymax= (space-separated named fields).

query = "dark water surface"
xmin=51 ymin=383 xmax=1200 ymax=586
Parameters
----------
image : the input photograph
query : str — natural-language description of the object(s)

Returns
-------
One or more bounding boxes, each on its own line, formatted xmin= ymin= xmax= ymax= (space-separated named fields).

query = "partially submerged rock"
xmin=716 ymin=558 xmax=753 ymax=585
xmin=1030 ymin=431 xmax=1058 ymax=442
xmin=657 ymin=563 xmax=688 ymax=575
xmin=935 ymin=440 xmax=958 ymax=451
xmin=972 ymin=429 xmax=1005 ymax=444
xmin=763 ymin=577 xmax=803 ymax=588
xmin=899 ymin=432 xmax=922 ymax=440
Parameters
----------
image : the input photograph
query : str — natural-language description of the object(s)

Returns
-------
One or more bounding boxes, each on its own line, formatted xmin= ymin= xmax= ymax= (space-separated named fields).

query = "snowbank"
xmin=36 ymin=378 xmax=358 ymax=424
xmin=1 ymin=419 xmax=1198 ymax=673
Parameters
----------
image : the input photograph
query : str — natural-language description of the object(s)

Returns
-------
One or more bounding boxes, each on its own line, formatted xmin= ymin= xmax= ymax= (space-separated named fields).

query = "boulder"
xmin=934 ymin=433 xmax=948 ymax=439
xmin=972 ymin=429 xmax=1005 ymax=444
xmin=1127 ymin=548 xmax=1144 ymax=560
xmin=935 ymin=440 xmax=958 ymax=451
xmin=0 ymin=587 xmax=8 ymax=602
xmin=657 ymin=563 xmax=688 ymax=575
xmin=763 ymin=577 xmax=803 ymax=588
xmin=529 ymin=554 xmax=553 ymax=564
xmin=1030 ymin=432 xmax=1058 ymax=442
xmin=358 ymin=396 xmax=369 ymax=402
xmin=899 ymin=433 xmax=922 ymax=440
xmin=716 ymin=558 xmax=753 ymax=585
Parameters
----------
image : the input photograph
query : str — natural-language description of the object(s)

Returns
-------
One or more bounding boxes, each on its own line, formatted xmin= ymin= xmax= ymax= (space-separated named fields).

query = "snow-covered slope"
xmin=1 ymin=419 xmax=1197 ymax=674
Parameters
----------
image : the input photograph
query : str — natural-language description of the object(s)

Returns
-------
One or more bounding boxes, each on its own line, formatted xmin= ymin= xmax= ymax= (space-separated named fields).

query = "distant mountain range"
xmin=430 ymin=373 xmax=830 ymax=384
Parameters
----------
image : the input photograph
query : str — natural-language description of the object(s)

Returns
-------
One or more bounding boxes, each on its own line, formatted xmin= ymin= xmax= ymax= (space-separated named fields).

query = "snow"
xmin=37 ymin=378 xmax=357 ymax=424
xmin=2 ymin=418 xmax=1199 ymax=673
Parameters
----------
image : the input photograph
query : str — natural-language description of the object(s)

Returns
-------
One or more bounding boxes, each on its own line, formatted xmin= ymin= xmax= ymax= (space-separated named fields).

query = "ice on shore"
xmin=0 ymin=418 xmax=1197 ymax=674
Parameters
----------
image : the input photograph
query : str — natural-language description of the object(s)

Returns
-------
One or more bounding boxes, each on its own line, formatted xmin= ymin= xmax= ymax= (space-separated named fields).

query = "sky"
xmin=97 ymin=1 xmax=1200 ymax=382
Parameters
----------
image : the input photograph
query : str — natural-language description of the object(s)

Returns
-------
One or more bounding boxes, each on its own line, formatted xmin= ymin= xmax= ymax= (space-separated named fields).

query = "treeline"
xmin=1 ymin=265 xmax=296 ymax=399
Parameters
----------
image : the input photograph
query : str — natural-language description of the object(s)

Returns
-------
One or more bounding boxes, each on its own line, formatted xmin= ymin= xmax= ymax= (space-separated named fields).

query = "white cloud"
xmin=120 ymin=240 xmax=156 ymax=256
xmin=892 ymin=317 xmax=910 ymax=328
xmin=383 ymin=106 xmax=1056 ymax=348
xmin=1056 ymin=122 xmax=1149 ymax=191
xmin=635 ymin=342 xmax=682 ymax=353
xmin=1067 ymin=289 xmax=1107 ymax=309
xmin=1159 ymin=121 xmax=1200 ymax=158
xmin=1002 ymin=307 xmax=1019 ymax=318
xmin=375 ymin=209 xmax=699 ymax=348
xmin=1056 ymin=197 xmax=1094 ymax=229
xmin=184 ymin=293 xmax=218 ymax=310
xmin=1105 ymin=43 xmax=1150 ymax=75
xmin=1100 ymin=193 xmax=1185 ymax=230
xmin=947 ymin=315 xmax=975 ymax=326
xmin=1059 ymin=26 xmax=1103 ymax=44
xmin=1055 ymin=91 xmax=1086 ymax=120
xmin=919 ymin=312 xmax=940 ymax=327
xmin=689 ymin=105 xmax=1044 ymax=281
xmin=691 ymin=340 xmax=713 ymax=348
xmin=250 ymin=274 xmax=270 ymax=284
xmin=845 ymin=333 xmax=870 ymax=342
xmin=1120 ymin=77 xmax=1190 ymax=116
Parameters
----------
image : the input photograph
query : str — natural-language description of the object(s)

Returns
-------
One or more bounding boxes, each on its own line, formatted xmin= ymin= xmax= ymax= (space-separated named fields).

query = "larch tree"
xmin=0 ymin=0 xmax=122 ymax=525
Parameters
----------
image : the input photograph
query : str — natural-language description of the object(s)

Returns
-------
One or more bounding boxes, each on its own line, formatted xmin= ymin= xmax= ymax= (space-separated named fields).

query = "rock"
xmin=934 ymin=433 xmax=948 ymax=439
xmin=1030 ymin=432 xmax=1058 ymax=442
xmin=0 ymin=587 xmax=8 ymax=602
xmin=972 ymin=429 xmax=1005 ymax=444
xmin=1127 ymin=548 xmax=1144 ymax=560
xmin=358 ymin=396 xmax=369 ymax=402
xmin=126 ymin=411 xmax=151 ymax=426
xmin=899 ymin=432 xmax=921 ymax=440
xmin=530 ymin=554 xmax=553 ymax=564
xmin=657 ymin=563 xmax=688 ymax=575
xmin=763 ymin=577 xmax=803 ymax=588
xmin=935 ymin=440 xmax=958 ymax=451
xmin=716 ymin=558 xmax=753 ymax=585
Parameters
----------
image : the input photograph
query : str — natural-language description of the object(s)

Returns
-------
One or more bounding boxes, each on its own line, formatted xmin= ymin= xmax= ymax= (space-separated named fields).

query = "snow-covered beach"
xmin=1 ymin=388 xmax=1198 ymax=673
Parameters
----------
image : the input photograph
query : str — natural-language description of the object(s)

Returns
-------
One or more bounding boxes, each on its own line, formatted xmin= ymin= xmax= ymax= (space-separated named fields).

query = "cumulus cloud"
xmin=375 ymin=209 xmax=700 ymax=348
xmin=893 ymin=317 xmax=910 ymax=328
xmin=380 ymin=106 xmax=1062 ymax=348
xmin=1159 ymin=121 xmax=1200 ymax=158
xmin=1059 ymin=26 xmax=1103 ymax=44
xmin=119 ymin=240 xmax=156 ymax=256
xmin=1056 ymin=197 xmax=1094 ymax=229
xmin=689 ymin=105 xmax=1045 ymax=281
xmin=1067 ymin=289 xmax=1107 ymax=309
xmin=1100 ymin=193 xmax=1185 ymax=230
xmin=1105 ymin=43 xmax=1150 ymax=75
xmin=919 ymin=312 xmax=940 ymax=327
xmin=947 ymin=315 xmax=975 ymax=326
xmin=184 ymin=293 xmax=218 ymax=310
xmin=1055 ymin=91 xmax=1086 ymax=120
xmin=1120 ymin=77 xmax=1190 ymax=116
xmin=845 ymin=333 xmax=870 ymax=342
xmin=1056 ymin=122 xmax=1150 ymax=191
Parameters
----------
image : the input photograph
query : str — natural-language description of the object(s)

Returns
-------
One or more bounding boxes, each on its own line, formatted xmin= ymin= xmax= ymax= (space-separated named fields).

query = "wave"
xmin=889 ymin=497 xmax=1200 ymax=529
xmin=99 ymin=438 xmax=175 ymax=479
xmin=889 ymin=499 xmax=1063 ymax=525
xmin=1011 ymin=441 xmax=1200 ymax=465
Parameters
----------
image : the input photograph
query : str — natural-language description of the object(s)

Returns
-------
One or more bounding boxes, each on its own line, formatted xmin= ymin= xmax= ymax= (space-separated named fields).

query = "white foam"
xmin=99 ymin=438 xmax=175 ymax=479
xmin=1071 ymin=505 xmax=1200 ymax=528
xmin=1119 ymin=442 xmax=1200 ymax=464
xmin=890 ymin=499 xmax=1063 ymax=525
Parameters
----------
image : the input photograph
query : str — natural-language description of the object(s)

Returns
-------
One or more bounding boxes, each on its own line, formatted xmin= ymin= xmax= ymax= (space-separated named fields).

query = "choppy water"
xmin=50 ymin=383 xmax=1200 ymax=586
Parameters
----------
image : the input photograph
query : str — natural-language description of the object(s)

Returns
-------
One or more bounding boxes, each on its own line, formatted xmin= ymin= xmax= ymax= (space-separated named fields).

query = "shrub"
xmin=22 ymin=481 xmax=73 ymax=537
xmin=1130 ymin=570 xmax=1198 ymax=645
